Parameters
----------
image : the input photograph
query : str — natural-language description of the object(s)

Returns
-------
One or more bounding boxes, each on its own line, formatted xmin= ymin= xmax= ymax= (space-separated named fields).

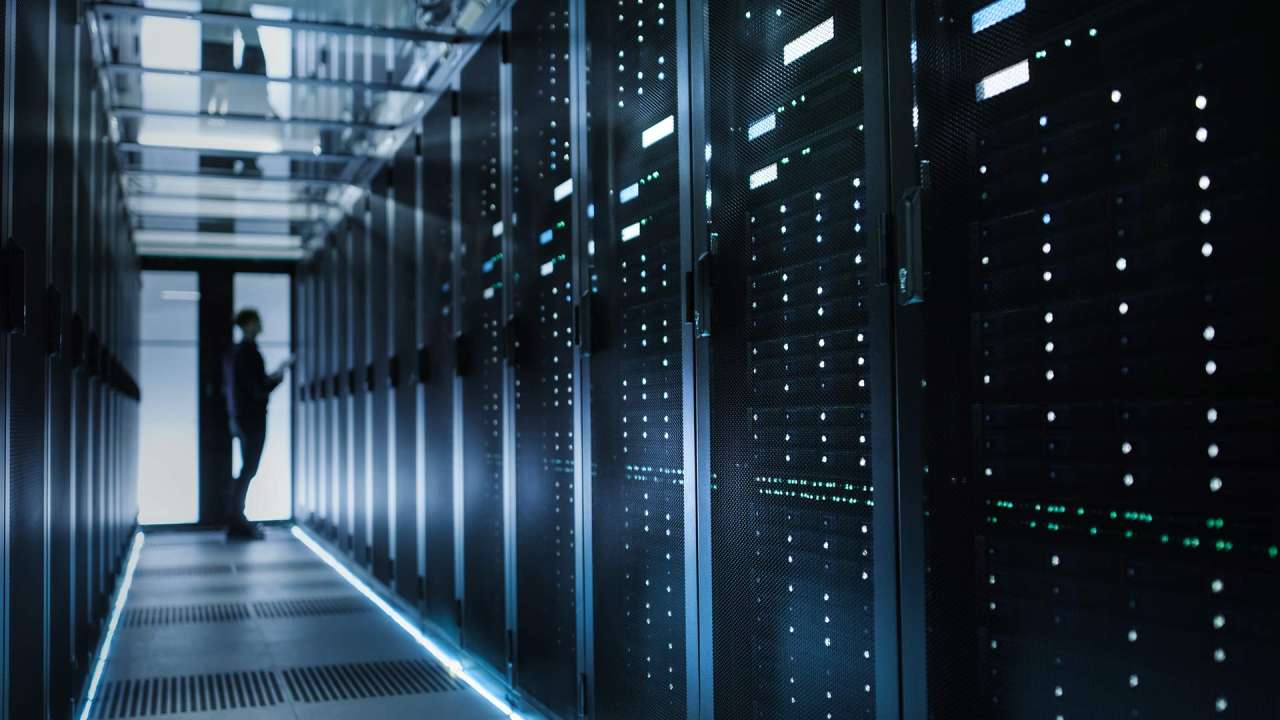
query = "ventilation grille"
xmin=123 ymin=603 xmax=251 ymax=627
xmin=281 ymin=659 xmax=463 ymax=703
xmin=91 ymin=671 xmax=284 ymax=718
xmin=133 ymin=565 xmax=234 ymax=578
xmin=133 ymin=559 xmax=322 ymax=578
xmin=252 ymin=597 xmax=372 ymax=619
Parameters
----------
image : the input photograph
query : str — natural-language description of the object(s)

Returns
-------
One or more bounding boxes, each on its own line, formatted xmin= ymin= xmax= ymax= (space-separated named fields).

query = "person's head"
xmin=234 ymin=308 xmax=263 ymax=341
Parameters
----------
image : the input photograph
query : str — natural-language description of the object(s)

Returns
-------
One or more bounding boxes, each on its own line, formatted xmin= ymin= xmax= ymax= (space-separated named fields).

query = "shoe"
xmin=226 ymin=522 xmax=266 ymax=541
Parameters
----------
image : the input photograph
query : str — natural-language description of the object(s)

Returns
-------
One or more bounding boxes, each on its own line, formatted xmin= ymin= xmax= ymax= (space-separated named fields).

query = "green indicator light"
xmin=1124 ymin=530 xmax=1134 ymax=539
xmin=1090 ymin=527 xmax=1098 ymax=536
xmin=1076 ymin=508 xmax=1085 ymax=516
xmin=1160 ymin=534 xmax=1170 ymax=544
xmin=1047 ymin=523 xmax=1060 ymax=531
xmin=1029 ymin=521 xmax=1037 ymax=528
xmin=1109 ymin=511 xmax=1118 ymax=520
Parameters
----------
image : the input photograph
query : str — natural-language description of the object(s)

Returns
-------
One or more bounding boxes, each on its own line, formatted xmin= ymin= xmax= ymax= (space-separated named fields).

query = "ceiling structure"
xmin=87 ymin=0 xmax=496 ymax=259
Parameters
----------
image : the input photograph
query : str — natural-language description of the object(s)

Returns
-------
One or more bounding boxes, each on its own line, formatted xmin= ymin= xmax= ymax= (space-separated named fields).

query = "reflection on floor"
xmin=92 ymin=527 xmax=503 ymax=719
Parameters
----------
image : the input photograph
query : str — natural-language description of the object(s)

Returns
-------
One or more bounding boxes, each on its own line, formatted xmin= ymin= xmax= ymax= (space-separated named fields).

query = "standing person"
xmin=223 ymin=308 xmax=292 ymax=540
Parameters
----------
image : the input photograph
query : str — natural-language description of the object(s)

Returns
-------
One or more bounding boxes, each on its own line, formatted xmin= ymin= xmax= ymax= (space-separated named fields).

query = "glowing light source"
xmin=642 ymin=115 xmax=675 ymax=148
xmin=78 ymin=532 xmax=146 ymax=720
xmin=971 ymin=0 xmax=1025 ymax=33
xmin=976 ymin=60 xmax=1029 ymax=101
xmin=291 ymin=526 xmax=524 ymax=719
xmin=784 ymin=17 xmax=835 ymax=65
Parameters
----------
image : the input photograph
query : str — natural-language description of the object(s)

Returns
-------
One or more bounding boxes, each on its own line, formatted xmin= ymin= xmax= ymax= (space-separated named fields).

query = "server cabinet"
xmin=336 ymin=224 xmax=354 ymax=551
xmin=369 ymin=170 xmax=393 ymax=581
xmin=368 ymin=170 xmax=391 ymax=579
xmin=351 ymin=208 xmax=371 ymax=567
xmin=458 ymin=31 xmax=509 ymax=676
xmin=48 ymin=0 xmax=80 ymax=711
xmin=912 ymin=1 xmax=1278 ymax=718
xmin=295 ymin=262 xmax=310 ymax=521
xmin=5 ymin=0 xmax=51 ymax=715
xmin=508 ymin=2 xmax=578 ymax=717
xmin=418 ymin=97 xmax=459 ymax=639
xmin=581 ymin=0 xmax=696 ymax=716
xmin=392 ymin=139 xmax=420 ymax=604
xmin=324 ymin=241 xmax=341 ymax=538
xmin=699 ymin=2 xmax=909 ymax=718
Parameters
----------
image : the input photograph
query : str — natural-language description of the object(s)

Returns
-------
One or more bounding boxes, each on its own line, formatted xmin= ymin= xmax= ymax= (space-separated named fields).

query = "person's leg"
xmin=231 ymin=418 xmax=267 ymax=527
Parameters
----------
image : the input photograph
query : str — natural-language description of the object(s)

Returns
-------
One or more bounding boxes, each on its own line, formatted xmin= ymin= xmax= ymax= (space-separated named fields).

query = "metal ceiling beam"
xmin=111 ymin=107 xmax=404 ymax=133
xmin=105 ymin=63 xmax=432 ymax=97
xmin=117 ymin=141 xmax=360 ymax=164
xmin=122 ymin=169 xmax=355 ymax=188
xmin=123 ymin=190 xmax=342 ymax=209
xmin=90 ymin=2 xmax=468 ymax=44
xmin=132 ymin=220 xmax=319 ymax=235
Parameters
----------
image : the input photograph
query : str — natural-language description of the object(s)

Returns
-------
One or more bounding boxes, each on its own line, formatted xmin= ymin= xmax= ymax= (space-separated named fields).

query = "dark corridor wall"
xmin=2 ymin=1 xmax=141 ymax=719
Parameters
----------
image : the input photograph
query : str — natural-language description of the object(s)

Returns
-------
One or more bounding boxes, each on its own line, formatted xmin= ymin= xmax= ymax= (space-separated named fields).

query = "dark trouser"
xmin=230 ymin=415 xmax=267 ymax=526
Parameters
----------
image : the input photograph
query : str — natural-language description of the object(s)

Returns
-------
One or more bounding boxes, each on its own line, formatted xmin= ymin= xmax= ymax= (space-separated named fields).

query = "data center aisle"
xmin=92 ymin=528 xmax=503 ymax=720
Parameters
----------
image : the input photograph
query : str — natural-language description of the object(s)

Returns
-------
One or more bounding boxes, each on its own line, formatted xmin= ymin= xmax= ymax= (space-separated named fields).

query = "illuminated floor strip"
xmin=290 ymin=525 xmax=525 ymax=719
xmin=78 ymin=531 xmax=147 ymax=720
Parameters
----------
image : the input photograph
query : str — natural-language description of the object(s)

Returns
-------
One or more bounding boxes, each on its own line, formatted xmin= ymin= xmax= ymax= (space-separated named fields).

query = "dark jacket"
xmin=223 ymin=340 xmax=281 ymax=421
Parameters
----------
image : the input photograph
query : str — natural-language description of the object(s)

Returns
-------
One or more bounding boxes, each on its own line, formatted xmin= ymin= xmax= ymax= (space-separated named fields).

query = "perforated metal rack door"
xmin=325 ymin=242 xmax=343 ymax=540
xmin=335 ymin=226 xmax=353 ymax=550
xmin=6 ymin=0 xmax=51 ymax=714
xmin=48 ymin=2 xmax=79 ymax=711
xmin=458 ymin=30 xmax=509 ymax=676
xmin=418 ymin=96 xmax=459 ymax=638
xmin=583 ymin=0 xmax=693 ymax=717
xmin=369 ymin=170 xmax=393 ymax=581
xmin=509 ymin=1 xmax=578 ymax=716
xmin=392 ymin=140 xmax=420 ymax=605
xmin=351 ymin=214 xmax=371 ymax=565
xmin=702 ymin=3 xmax=887 ymax=718
xmin=914 ymin=0 xmax=1279 ymax=717
xmin=323 ymin=250 xmax=334 ymax=532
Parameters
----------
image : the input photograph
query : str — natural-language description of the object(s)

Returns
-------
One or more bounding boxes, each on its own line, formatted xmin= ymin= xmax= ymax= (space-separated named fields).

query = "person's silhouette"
xmin=222 ymin=308 xmax=292 ymax=540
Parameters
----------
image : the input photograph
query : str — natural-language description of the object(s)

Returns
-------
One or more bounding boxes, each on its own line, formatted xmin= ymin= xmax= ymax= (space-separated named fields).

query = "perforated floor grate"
xmin=91 ymin=670 xmax=284 ymax=718
xmin=280 ymin=659 xmax=464 ymax=703
xmin=123 ymin=603 xmax=251 ymax=627
xmin=252 ymin=596 xmax=373 ymax=619
xmin=133 ymin=559 xmax=322 ymax=578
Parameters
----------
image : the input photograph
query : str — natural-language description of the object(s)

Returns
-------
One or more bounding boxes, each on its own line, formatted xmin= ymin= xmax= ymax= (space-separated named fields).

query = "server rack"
xmin=457 ymin=30 xmax=509 ymax=677
xmin=580 ymin=0 xmax=698 ymax=716
xmin=697 ymin=2 xmax=915 ymax=718
xmin=508 ymin=1 xmax=579 ymax=717
xmin=324 ymin=239 xmax=340 ymax=539
xmin=913 ymin=0 xmax=1278 ymax=717
xmin=392 ymin=138 xmax=420 ymax=604
xmin=368 ymin=169 xmax=392 ymax=582
xmin=418 ymin=95 xmax=459 ymax=639
xmin=5 ymin=0 xmax=51 ymax=715
xmin=47 ymin=0 xmax=79 ymax=713
xmin=336 ymin=222 xmax=354 ymax=552
xmin=352 ymin=201 xmax=372 ymax=568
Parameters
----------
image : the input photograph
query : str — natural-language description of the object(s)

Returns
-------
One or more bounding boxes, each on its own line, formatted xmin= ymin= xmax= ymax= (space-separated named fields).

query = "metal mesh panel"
xmin=392 ymin=139 xmax=420 ymax=604
xmin=335 ymin=226 xmax=353 ymax=549
xmin=584 ymin=0 xmax=690 ymax=716
xmin=705 ymin=3 xmax=877 ymax=718
xmin=6 ymin=0 xmax=51 ymax=714
xmin=419 ymin=96 xmax=458 ymax=637
xmin=369 ymin=170 xmax=392 ymax=581
xmin=915 ymin=1 xmax=1279 ymax=717
xmin=459 ymin=31 xmax=508 ymax=674
xmin=350 ymin=216 xmax=370 ymax=566
xmin=509 ymin=2 xmax=578 ymax=717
